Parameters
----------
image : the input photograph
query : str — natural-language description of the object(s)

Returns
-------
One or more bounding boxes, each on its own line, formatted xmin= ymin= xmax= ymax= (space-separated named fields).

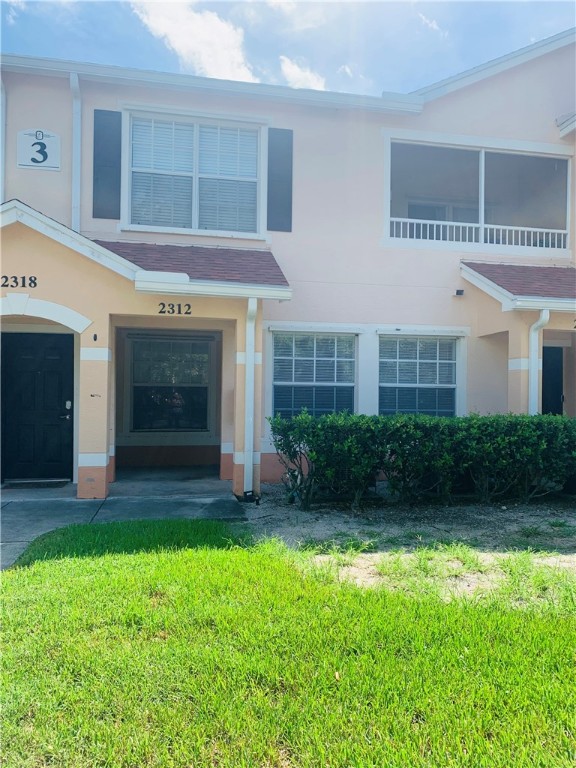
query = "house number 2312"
xmin=158 ymin=302 xmax=192 ymax=315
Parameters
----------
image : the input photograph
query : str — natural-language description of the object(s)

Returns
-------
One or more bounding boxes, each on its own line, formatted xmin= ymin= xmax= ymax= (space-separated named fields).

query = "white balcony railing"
xmin=390 ymin=218 xmax=568 ymax=249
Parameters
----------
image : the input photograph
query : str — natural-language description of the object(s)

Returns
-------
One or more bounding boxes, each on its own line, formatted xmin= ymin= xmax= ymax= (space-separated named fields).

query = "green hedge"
xmin=268 ymin=412 xmax=576 ymax=509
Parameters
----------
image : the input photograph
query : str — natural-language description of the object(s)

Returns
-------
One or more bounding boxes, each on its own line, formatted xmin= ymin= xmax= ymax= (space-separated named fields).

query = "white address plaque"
xmin=17 ymin=128 xmax=61 ymax=170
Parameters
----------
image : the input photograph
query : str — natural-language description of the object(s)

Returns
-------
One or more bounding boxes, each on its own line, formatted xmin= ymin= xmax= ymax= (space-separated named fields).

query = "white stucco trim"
xmin=508 ymin=358 xmax=529 ymax=371
xmin=70 ymin=72 xmax=81 ymax=232
xmin=243 ymin=298 xmax=257 ymax=493
xmin=78 ymin=453 xmax=108 ymax=467
xmin=80 ymin=347 xmax=112 ymax=361
xmin=529 ymin=310 xmax=550 ymax=415
xmin=0 ymin=293 xmax=92 ymax=332
xmin=135 ymin=271 xmax=291 ymax=300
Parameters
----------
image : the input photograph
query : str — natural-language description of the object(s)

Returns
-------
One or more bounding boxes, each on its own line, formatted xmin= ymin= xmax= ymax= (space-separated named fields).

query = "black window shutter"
xmin=93 ymin=110 xmax=122 ymax=219
xmin=267 ymin=128 xmax=293 ymax=232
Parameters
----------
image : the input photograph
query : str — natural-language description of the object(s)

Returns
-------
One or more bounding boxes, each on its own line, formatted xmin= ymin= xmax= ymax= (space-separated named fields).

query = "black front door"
xmin=1 ymin=333 xmax=74 ymax=480
xmin=542 ymin=346 xmax=564 ymax=415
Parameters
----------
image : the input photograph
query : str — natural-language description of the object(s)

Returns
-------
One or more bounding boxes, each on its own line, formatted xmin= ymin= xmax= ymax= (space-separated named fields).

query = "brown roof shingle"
xmin=94 ymin=241 xmax=289 ymax=288
xmin=463 ymin=262 xmax=576 ymax=300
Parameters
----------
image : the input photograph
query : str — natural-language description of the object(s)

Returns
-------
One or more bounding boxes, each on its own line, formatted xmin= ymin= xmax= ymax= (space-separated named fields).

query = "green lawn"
xmin=3 ymin=520 xmax=575 ymax=768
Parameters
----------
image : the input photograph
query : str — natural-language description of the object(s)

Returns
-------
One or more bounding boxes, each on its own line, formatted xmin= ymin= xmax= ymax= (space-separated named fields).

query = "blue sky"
xmin=2 ymin=1 xmax=575 ymax=95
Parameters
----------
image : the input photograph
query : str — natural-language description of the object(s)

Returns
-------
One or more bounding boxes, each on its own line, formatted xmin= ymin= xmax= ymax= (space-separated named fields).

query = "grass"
xmin=3 ymin=520 xmax=576 ymax=768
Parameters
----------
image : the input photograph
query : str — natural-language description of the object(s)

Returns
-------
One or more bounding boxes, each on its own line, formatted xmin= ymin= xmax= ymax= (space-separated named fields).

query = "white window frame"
xmin=378 ymin=335 xmax=458 ymax=417
xmin=382 ymin=129 xmax=573 ymax=258
xmin=271 ymin=330 xmax=357 ymax=419
xmin=120 ymin=109 xmax=268 ymax=239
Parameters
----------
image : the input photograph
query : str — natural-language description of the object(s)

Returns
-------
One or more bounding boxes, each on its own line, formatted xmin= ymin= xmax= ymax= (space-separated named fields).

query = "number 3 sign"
xmin=17 ymin=129 xmax=61 ymax=170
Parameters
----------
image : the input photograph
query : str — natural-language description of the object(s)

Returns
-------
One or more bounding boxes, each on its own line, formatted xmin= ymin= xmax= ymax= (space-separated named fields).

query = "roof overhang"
xmin=413 ymin=28 xmax=575 ymax=102
xmin=556 ymin=112 xmax=576 ymax=137
xmin=461 ymin=262 xmax=576 ymax=313
xmin=0 ymin=199 xmax=139 ymax=280
xmin=1 ymin=200 xmax=292 ymax=301
xmin=134 ymin=270 xmax=292 ymax=300
xmin=1 ymin=54 xmax=422 ymax=116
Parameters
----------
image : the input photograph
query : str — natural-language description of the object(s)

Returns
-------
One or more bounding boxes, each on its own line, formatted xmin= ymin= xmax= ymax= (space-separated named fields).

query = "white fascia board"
xmin=0 ymin=200 xmax=138 ymax=281
xmin=135 ymin=271 xmax=292 ymax=300
xmin=267 ymin=321 xmax=470 ymax=336
xmin=412 ymin=28 xmax=575 ymax=102
xmin=460 ymin=263 xmax=576 ymax=313
xmin=1 ymin=54 xmax=422 ymax=115
xmin=460 ymin=263 xmax=515 ymax=308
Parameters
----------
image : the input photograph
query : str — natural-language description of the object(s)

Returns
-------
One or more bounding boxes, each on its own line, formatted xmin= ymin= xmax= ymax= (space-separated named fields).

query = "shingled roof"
xmin=94 ymin=241 xmax=289 ymax=289
xmin=462 ymin=262 xmax=576 ymax=300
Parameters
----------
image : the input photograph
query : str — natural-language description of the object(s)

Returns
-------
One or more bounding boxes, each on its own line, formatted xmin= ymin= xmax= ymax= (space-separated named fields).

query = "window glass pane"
xmin=438 ymin=362 xmax=456 ymax=385
xmin=419 ymin=339 xmax=438 ymax=360
xmin=316 ymin=336 xmax=336 ymax=358
xmin=417 ymin=388 xmax=438 ymax=414
xmin=335 ymin=387 xmax=354 ymax=412
xmin=132 ymin=172 xmax=192 ymax=228
xmin=315 ymin=359 xmax=335 ymax=382
xmin=379 ymin=360 xmax=397 ymax=384
xmin=438 ymin=340 xmax=456 ymax=361
xmin=419 ymin=362 xmax=438 ymax=385
xmin=274 ymin=334 xmax=293 ymax=357
xmin=337 ymin=360 xmax=355 ymax=383
xmin=133 ymin=386 xmax=208 ymax=431
xmin=315 ymin=387 xmax=336 ymax=413
xmin=379 ymin=338 xmax=397 ymax=358
xmin=198 ymin=178 xmax=257 ymax=232
xmin=379 ymin=387 xmax=398 ymax=414
xmin=337 ymin=336 xmax=355 ymax=358
xmin=294 ymin=387 xmax=314 ymax=412
xmin=132 ymin=118 xmax=152 ymax=168
xmin=274 ymin=359 xmax=293 ymax=382
xmin=398 ymin=339 xmax=418 ymax=359
xmin=398 ymin=388 xmax=418 ymax=412
xmin=485 ymin=153 xmax=568 ymax=230
xmin=294 ymin=334 xmax=314 ymax=358
xmin=437 ymin=389 xmax=456 ymax=415
xmin=398 ymin=362 xmax=417 ymax=384
xmin=294 ymin=359 xmax=314 ymax=382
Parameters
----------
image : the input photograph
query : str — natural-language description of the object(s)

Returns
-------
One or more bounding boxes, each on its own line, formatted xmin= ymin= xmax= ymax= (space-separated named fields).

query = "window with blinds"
xmin=130 ymin=117 xmax=259 ymax=233
xmin=379 ymin=336 xmax=456 ymax=416
xmin=273 ymin=333 xmax=356 ymax=418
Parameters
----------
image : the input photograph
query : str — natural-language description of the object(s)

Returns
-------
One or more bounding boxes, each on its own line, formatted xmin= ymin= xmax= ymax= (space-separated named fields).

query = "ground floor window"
xmin=131 ymin=337 xmax=211 ymax=431
xmin=379 ymin=336 xmax=456 ymax=416
xmin=272 ymin=332 xmax=356 ymax=417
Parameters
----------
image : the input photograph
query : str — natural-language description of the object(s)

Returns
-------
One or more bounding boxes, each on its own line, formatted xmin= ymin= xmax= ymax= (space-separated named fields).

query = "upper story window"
xmin=390 ymin=142 xmax=569 ymax=250
xmin=272 ymin=333 xmax=356 ymax=418
xmin=130 ymin=116 xmax=259 ymax=233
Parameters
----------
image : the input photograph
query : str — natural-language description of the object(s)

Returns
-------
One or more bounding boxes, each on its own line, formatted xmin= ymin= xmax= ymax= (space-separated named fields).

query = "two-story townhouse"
xmin=1 ymin=29 xmax=575 ymax=499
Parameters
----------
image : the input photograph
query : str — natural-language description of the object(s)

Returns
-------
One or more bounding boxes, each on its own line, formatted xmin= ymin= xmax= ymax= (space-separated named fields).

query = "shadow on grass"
xmin=14 ymin=519 xmax=251 ymax=568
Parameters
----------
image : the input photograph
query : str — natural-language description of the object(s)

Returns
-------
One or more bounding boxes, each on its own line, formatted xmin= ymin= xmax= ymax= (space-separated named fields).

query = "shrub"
xmin=268 ymin=412 xmax=576 ymax=509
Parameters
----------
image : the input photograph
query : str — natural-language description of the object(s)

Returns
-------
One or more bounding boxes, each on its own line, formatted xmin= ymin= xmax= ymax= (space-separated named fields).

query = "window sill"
xmin=120 ymin=223 xmax=268 ymax=242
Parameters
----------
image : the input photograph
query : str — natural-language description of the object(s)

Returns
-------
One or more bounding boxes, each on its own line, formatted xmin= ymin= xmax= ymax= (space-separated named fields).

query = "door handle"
xmin=59 ymin=414 xmax=71 ymax=420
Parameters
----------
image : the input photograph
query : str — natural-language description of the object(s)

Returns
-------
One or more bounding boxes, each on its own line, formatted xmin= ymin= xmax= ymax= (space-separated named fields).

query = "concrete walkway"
xmin=1 ymin=468 xmax=246 ymax=569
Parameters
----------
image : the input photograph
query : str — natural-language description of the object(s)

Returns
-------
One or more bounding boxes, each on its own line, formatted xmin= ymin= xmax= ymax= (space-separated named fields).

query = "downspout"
xmin=70 ymin=72 xmax=81 ymax=231
xmin=243 ymin=297 xmax=257 ymax=499
xmin=528 ymin=309 xmax=550 ymax=415
xmin=1 ymin=80 xmax=6 ymax=204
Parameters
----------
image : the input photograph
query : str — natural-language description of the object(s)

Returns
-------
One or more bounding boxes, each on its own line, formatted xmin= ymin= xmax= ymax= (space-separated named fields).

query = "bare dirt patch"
xmin=243 ymin=485 xmax=576 ymax=594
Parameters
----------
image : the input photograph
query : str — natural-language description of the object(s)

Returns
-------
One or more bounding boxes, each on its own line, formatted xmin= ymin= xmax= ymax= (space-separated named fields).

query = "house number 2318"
xmin=158 ymin=302 xmax=192 ymax=315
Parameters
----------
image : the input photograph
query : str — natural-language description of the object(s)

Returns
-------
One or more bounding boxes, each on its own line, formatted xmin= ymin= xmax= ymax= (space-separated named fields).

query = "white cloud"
xmin=266 ymin=0 xmax=328 ymax=32
xmin=337 ymin=64 xmax=353 ymax=79
xmin=418 ymin=12 xmax=449 ymax=39
xmin=131 ymin=2 xmax=258 ymax=82
xmin=279 ymin=55 xmax=325 ymax=90
xmin=4 ymin=0 xmax=25 ymax=24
